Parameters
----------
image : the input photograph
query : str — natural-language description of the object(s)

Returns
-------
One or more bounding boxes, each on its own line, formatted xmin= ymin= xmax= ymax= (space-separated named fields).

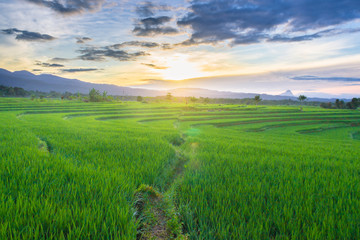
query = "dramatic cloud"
xmin=292 ymin=76 xmax=360 ymax=82
xmin=62 ymin=68 xmax=99 ymax=72
xmin=36 ymin=61 xmax=64 ymax=67
xmin=2 ymin=28 xmax=55 ymax=41
xmin=133 ymin=16 xmax=179 ymax=36
xmin=78 ymin=46 xmax=149 ymax=61
xmin=133 ymin=2 xmax=178 ymax=37
xmin=178 ymin=0 xmax=360 ymax=46
xmin=76 ymin=37 xmax=92 ymax=44
xmin=142 ymin=63 xmax=168 ymax=69
xmin=25 ymin=0 xmax=105 ymax=15
xmin=135 ymin=1 xmax=171 ymax=17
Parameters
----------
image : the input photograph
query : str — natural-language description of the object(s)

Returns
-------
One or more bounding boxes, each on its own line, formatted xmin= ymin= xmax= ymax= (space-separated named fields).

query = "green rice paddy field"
xmin=1 ymin=98 xmax=360 ymax=239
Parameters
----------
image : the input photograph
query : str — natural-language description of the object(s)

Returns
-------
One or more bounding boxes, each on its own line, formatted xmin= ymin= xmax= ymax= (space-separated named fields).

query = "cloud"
xmin=142 ymin=63 xmax=168 ymax=69
xmin=50 ymin=57 xmax=72 ymax=62
xmin=268 ymin=33 xmax=321 ymax=43
xmin=78 ymin=46 xmax=149 ymax=61
xmin=112 ymin=41 xmax=160 ymax=48
xmin=62 ymin=68 xmax=99 ymax=72
xmin=2 ymin=28 xmax=55 ymax=41
xmin=133 ymin=3 xmax=178 ymax=37
xmin=36 ymin=61 xmax=64 ymax=67
xmin=161 ymin=43 xmax=173 ymax=50
xmin=76 ymin=37 xmax=92 ymax=44
xmin=133 ymin=16 xmax=179 ymax=36
xmin=135 ymin=1 xmax=171 ymax=17
xmin=291 ymin=75 xmax=360 ymax=82
xmin=177 ymin=0 xmax=360 ymax=46
xmin=24 ymin=0 xmax=105 ymax=15
xmin=110 ymin=41 xmax=172 ymax=50
xmin=268 ymin=28 xmax=360 ymax=43
xmin=32 ymin=69 xmax=42 ymax=72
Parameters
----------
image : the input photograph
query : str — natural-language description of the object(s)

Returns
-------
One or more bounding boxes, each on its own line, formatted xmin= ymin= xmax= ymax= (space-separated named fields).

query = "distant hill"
xmin=0 ymin=68 xmax=345 ymax=101
xmin=0 ymin=68 xmax=162 ymax=97
xmin=167 ymin=88 xmax=299 ymax=100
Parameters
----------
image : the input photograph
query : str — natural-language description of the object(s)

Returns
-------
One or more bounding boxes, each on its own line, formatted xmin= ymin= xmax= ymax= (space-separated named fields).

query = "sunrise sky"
xmin=0 ymin=0 xmax=360 ymax=98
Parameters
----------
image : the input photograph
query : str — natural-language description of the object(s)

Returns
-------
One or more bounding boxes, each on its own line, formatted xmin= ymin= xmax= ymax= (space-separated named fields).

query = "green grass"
xmin=1 ymin=98 xmax=360 ymax=239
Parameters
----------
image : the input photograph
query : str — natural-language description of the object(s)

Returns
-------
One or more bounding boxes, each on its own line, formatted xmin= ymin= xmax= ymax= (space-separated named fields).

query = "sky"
xmin=0 ymin=0 xmax=360 ymax=98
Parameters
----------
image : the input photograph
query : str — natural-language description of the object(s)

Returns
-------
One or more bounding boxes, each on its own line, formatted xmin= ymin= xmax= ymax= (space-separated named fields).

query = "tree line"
xmin=0 ymin=85 xmax=27 ymax=97
xmin=1 ymin=85 xmax=359 ymax=109
xmin=320 ymin=98 xmax=360 ymax=110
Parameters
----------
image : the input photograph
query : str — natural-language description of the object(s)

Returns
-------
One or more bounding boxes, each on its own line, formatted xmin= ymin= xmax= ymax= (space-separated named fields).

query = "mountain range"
xmin=0 ymin=68 xmax=342 ymax=101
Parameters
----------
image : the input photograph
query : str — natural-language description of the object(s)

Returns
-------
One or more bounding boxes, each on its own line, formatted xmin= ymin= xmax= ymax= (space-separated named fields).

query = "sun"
xmin=158 ymin=54 xmax=206 ymax=81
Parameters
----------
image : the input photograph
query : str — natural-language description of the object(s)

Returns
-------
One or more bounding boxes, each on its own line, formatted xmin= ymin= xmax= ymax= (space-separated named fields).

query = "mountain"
xmin=0 ymin=68 xmax=163 ymax=97
xmin=279 ymin=90 xmax=295 ymax=97
xmin=0 ymin=68 xmax=344 ymax=101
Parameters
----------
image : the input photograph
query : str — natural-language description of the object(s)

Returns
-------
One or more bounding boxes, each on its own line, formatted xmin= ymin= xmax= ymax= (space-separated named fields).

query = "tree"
xmin=49 ymin=91 xmax=59 ymax=98
xmin=254 ymin=95 xmax=261 ymax=108
xmin=335 ymin=99 xmax=346 ymax=109
xmin=298 ymin=95 xmax=307 ymax=111
xmin=14 ymin=87 xmax=26 ymax=97
xmin=190 ymin=96 xmax=198 ymax=104
xmin=346 ymin=98 xmax=360 ymax=109
xmin=335 ymin=99 xmax=341 ymax=109
xmin=7 ymin=87 xmax=15 ymax=96
xmin=63 ymin=91 xmax=72 ymax=100
xmin=89 ymin=88 xmax=101 ymax=102
xmin=203 ymin=97 xmax=210 ymax=104
xmin=351 ymin=98 xmax=359 ymax=109
xmin=137 ymin=96 xmax=143 ymax=102
xmin=166 ymin=92 xmax=172 ymax=101
xmin=298 ymin=95 xmax=307 ymax=102
xmin=102 ymin=91 xmax=108 ymax=101
xmin=339 ymin=100 xmax=345 ymax=109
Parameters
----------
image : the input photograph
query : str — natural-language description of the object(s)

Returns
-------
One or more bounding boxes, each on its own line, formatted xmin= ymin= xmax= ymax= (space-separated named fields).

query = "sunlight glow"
xmin=159 ymin=54 xmax=206 ymax=81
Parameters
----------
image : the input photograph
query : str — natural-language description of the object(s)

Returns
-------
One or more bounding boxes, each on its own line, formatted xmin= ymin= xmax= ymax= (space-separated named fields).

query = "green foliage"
xmin=174 ymin=106 xmax=360 ymax=239
xmin=321 ymin=98 xmax=359 ymax=110
xmin=0 ymin=85 xmax=27 ymax=97
xmin=1 ymin=98 xmax=360 ymax=239
xmin=347 ymin=98 xmax=360 ymax=109
xmin=169 ymin=135 xmax=185 ymax=146
xmin=335 ymin=99 xmax=345 ymax=109
xmin=202 ymin=97 xmax=210 ymax=104
xmin=88 ymin=88 xmax=102 ymax=102
xmin=137 ymin=96 xmax=143 ymax=102
xmin=298 ymin=95 xmax=307 ymax=111
xmin=189 ymin=96 xmax=198 ymax=103
xmin=298 ymin=95 xmax=307 ymax=102
xmin=166 ymin=92 xmax=173 ymax=101
xmin=88 ymin=89 xmax=113 ymax=102
xmin=254 ymin=95 xmax=261 ymax=106
xmin=0 ymin=99 xmax=181 ymax=239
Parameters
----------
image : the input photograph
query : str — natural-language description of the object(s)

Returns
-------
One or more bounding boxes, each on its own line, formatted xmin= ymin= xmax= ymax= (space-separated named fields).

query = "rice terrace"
xmin=1 ymin=97 xmax=360 ymax=239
